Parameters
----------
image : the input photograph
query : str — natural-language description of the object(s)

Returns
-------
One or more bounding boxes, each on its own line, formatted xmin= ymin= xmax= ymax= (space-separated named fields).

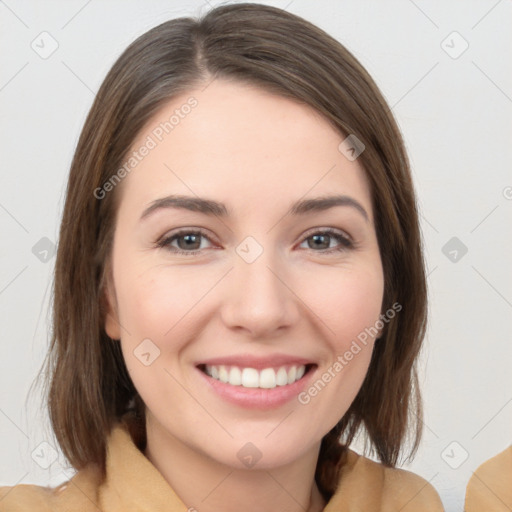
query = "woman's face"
xmin=104 ymin=79 xmax=384 ymax=469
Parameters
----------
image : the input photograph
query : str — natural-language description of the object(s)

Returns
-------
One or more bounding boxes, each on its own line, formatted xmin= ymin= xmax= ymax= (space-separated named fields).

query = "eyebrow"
xmin=140 ymin=194 xmax=369 ymax=222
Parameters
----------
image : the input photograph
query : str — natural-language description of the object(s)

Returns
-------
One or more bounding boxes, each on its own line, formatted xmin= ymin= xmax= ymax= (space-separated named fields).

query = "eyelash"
xmin=156 ymin=227 xmax=355 ymax=257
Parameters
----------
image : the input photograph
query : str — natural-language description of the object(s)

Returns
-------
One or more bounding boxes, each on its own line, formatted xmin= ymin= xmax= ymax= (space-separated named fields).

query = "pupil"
xmin=181 ymin=234 xmax=199 ymax=249
xmin=311 ymin=234 xmax=328 ymax=249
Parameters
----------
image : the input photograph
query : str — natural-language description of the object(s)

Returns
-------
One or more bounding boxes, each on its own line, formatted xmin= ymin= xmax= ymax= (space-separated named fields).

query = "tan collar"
xmin=69 ymin=413 xmax=385 ymax=511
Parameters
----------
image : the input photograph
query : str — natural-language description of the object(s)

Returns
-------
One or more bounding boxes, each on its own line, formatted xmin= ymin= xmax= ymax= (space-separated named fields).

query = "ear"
xmin=102 ymin=270 xmax=121 ymax=340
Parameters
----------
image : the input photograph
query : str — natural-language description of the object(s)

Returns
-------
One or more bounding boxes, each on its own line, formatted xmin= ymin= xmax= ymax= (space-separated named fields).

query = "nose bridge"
xmin=222 ymin=236 xmax=297 ymax=334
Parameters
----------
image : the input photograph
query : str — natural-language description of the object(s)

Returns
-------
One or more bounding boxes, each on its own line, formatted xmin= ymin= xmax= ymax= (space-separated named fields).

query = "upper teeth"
xmin=204 ymin=365 xmax=306 ymax=389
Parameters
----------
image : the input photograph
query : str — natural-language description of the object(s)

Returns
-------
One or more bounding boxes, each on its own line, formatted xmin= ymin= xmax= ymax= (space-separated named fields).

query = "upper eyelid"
xmin=301 ymin=226 xmax=352 ymax=242
xmin=159 ymin=227 xmax=217 ymax=245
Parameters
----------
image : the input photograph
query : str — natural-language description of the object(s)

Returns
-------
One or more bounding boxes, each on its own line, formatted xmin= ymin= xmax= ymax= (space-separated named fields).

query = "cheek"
xmin=114 ymin=264 xmax=214 ymax=382
xmin=114 ymin=268 xmax=196 ymax=404
xmin=337 ymin=280 xmax=383 ymax=346
xmin=115 ymin=263 xmax=200 ymax=340
xmin=307 ymin=265 xmax=384 ymax=350
xmin=295 ymin=267 xmax=383 ymax=427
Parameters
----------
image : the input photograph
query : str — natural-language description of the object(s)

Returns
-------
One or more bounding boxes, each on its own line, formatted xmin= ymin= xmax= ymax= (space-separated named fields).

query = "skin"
xmin=104 ymin=78 xmax=384 ymax=512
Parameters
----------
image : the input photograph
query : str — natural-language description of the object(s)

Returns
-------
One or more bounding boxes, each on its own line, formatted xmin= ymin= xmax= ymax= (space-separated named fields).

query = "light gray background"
xmin=1 ymin=1 xmax=511 ymax=511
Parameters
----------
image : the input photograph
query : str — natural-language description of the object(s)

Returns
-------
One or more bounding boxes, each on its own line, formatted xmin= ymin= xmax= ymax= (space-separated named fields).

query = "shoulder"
xmin=340 ymin=449 xmax=445 ymax=511
xmin=379 ymin=462 xmax=444 ymax=511
xmin=0 ymin=464 xmax=102 ymax=512
xmin=0 ymin=483 xmax=55 ymax=512
xmin=465 ymin=446 xmax=512 ymax=511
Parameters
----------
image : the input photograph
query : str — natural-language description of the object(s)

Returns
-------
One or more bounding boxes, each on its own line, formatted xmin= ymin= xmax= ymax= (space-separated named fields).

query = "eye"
xmin=298 ymin=228 xmax=354 ymax=254
xmin=156 ymin=227 xmax=354 ymax=257
xmin=156 ymin=228 xmax=215 ymax=256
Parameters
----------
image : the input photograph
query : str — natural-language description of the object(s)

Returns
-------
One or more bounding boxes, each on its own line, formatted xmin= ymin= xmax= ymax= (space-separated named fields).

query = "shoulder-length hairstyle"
xmin=39 ymin=2 xmax=426 ymax=502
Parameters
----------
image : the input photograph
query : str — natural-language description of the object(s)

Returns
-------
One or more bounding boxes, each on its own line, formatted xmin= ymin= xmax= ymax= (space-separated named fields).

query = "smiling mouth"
xmin=197 ymin=363 xmax=316 ymax=389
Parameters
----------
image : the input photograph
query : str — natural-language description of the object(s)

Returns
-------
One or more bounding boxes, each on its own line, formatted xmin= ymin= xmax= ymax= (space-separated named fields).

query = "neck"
xmin=143 ymin=415 xmax=327 ymax=512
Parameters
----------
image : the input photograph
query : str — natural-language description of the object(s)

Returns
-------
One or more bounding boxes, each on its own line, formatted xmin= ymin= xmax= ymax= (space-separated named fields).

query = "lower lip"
xmin=196 ymin=366 xmax=316 ymax=410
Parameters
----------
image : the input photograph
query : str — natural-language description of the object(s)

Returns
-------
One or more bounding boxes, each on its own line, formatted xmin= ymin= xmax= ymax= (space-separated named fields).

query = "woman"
xmin=0 ymin=3 xmax=444 ymax=511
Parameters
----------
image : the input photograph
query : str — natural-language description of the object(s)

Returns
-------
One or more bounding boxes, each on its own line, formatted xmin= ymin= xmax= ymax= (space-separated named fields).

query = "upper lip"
xmin=196 ymin=353 xmax=316 ymax=370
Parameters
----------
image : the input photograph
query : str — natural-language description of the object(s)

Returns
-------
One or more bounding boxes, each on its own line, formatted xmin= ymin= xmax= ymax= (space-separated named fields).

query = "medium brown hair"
xmin=38 ymin=2 xmax=426 ymax=502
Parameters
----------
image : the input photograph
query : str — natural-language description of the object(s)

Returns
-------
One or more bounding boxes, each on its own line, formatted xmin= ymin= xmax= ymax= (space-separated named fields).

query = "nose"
xmin=220 ymin=243 xmax=300 ymax=338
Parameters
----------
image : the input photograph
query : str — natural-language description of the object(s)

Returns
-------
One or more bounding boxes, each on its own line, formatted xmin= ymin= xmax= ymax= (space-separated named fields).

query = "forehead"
xmin=119 ymin=79 xmax=373 ymax=220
